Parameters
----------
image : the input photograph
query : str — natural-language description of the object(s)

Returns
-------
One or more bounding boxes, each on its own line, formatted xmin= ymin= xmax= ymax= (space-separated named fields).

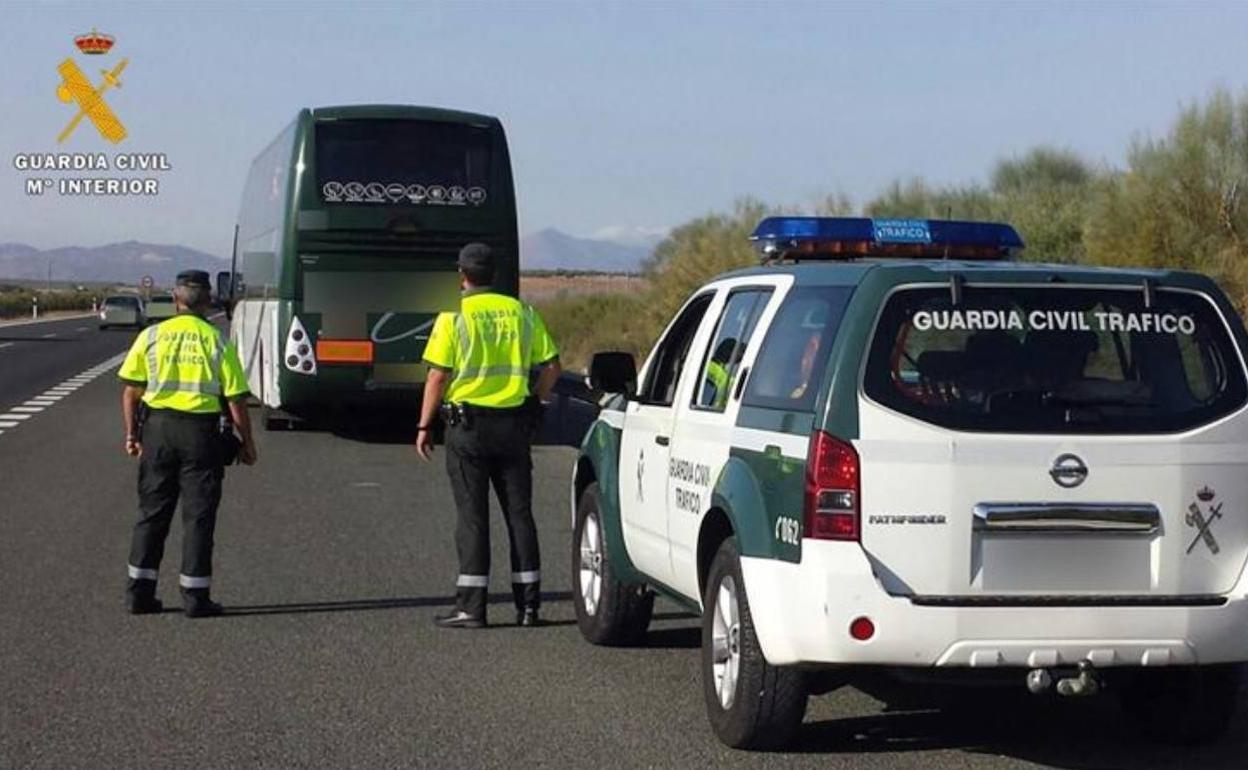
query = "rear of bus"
xmin=281 ymin=105 xmax=518 ymax=412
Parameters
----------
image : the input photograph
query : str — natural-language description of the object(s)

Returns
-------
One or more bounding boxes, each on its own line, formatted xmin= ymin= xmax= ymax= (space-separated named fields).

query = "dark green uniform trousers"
xmin=445 ymin=407 xmax=541 ymax=619
xmin=127 ymin=410 xmax=223 ymax=592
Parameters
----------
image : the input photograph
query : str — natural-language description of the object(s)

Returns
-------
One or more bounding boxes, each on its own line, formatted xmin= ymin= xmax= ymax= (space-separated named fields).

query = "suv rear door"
xmin=856 ymin=281 xmax=1248 ymax=599
xmin=666 ymin=279 xmax=783 ymax=601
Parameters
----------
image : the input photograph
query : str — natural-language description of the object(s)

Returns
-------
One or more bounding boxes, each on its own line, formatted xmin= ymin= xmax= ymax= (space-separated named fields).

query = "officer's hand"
xmin=125 ymin=437 xmax=142 ymax=458
xmin=415 ymin=429 xmax=434 ymax=461
xmin=239 ymin=442 xmax=257 ymax=466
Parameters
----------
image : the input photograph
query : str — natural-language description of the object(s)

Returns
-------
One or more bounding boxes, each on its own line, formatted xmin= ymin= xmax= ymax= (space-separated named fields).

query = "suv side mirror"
xmin=589 ymin=351 xmax=637 ymax=397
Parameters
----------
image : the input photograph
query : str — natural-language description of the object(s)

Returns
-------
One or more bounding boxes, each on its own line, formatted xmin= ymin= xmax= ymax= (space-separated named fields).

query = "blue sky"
xmin=2 ymin=1 xmax=1246 ymax=256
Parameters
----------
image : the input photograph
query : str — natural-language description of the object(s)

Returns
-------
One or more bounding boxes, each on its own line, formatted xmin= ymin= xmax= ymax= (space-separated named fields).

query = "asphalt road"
xmin=0 ymin=314 xmax=122 ymax=408
xmin=2 ymin=319 xmax=1246 ymax=768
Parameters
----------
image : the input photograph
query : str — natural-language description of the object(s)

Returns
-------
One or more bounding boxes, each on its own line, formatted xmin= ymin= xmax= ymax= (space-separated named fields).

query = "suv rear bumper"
xmin=740 ymin=541 xmax=1248 ymax=668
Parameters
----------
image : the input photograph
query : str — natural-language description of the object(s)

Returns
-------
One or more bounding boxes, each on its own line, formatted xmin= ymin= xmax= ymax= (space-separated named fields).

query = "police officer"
xmin=117 ymin=270 xmax=256 ymax=618
xmin=416 ymin=243 xmax=561 ymax=629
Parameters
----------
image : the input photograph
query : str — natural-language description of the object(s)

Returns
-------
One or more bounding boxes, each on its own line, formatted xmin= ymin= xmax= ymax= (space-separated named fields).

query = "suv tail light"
xmin=804 ymin=430 xmax=860 ymax=541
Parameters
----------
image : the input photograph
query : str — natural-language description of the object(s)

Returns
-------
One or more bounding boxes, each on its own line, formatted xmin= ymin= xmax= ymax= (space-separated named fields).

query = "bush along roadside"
xmin=0 ymin=287 xmax=98 ymax=320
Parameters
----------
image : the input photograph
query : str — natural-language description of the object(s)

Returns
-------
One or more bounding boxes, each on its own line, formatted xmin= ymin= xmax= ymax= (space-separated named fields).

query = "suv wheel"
xmin=1119 ymin=664 xmax=1243 ymax=744
xmin=572 ymin=482 xmax=654 ymax=645
xmin=702 ymin=537 xmax=807 ymax=749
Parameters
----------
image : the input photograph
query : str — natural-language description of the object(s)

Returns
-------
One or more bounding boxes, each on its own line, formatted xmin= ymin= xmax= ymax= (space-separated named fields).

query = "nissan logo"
xmin=1049 ymin=454 xmax=1088 ymax=488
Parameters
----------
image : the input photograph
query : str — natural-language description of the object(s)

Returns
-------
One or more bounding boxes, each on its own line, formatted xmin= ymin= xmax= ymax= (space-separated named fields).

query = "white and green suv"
xmin=570 ymin=217 xmax=1248 ymax=749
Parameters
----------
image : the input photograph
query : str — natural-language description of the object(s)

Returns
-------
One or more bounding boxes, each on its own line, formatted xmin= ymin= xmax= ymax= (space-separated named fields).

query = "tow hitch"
xmin=1026 ymin=659 xmax=1103 ymax=697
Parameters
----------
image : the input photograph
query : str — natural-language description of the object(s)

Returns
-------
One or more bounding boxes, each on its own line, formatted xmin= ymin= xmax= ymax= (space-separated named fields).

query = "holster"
xmin=217 ymin=396 xmax=241 ymax=466
xmin=440 ymin=403 xmax=471 ymax=429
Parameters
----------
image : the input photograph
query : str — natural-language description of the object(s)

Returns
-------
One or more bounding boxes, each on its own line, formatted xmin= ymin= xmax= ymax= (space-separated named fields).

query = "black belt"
xmin=457 ymin=403 xmax=526 ymax=416
xmin=146 ymin=408 xmax=220 ymax=423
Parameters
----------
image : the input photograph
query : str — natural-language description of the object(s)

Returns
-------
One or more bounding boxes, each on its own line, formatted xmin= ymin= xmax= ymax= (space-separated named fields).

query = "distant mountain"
xmin=520 ymin=228 xmax=660 ymax=273
xmin=0 ymin=241 xmax=227 ymax=286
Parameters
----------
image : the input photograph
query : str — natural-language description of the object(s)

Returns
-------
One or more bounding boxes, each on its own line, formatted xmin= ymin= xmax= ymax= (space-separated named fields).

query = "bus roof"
xmin=309 ymin=104 xmax=501 ymax=126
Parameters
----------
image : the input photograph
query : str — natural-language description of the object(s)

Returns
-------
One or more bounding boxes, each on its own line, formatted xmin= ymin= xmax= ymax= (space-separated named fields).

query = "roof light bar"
xmin=750 ymin=217 xmax=1024 ymax=262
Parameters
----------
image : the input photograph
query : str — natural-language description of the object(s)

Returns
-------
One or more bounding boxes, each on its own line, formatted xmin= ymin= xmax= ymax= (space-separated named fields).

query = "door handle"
xmin=655 ymin=435 xmax=670 ymax=446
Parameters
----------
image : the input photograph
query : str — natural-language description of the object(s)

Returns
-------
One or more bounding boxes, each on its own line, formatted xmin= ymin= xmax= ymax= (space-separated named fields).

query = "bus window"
xmin=316 ymin=120 xmax=492 ymax=206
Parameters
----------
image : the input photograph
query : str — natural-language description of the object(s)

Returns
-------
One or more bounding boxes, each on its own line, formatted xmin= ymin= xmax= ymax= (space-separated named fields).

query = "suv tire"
xmin=572 ymin=482 xmax=654 ymax=646
xmin=1119 ymin=664 xmax=1243 ymax=744
xmin=701 ymin=537 xmax=807 ymax=749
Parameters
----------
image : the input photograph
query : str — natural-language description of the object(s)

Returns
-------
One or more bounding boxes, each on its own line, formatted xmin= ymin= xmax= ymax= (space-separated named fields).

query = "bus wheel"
xmin=263 ymin=407 xmax=297 ymax=432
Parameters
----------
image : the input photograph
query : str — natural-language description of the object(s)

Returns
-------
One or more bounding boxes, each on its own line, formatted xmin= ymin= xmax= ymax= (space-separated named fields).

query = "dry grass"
xmin=520 ymin=273 xmax=647 ymax=303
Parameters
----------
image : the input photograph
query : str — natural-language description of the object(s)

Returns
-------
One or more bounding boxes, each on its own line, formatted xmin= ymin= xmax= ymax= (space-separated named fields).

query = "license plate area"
xmin=974 ymin=535 xmax=1155 ymax=592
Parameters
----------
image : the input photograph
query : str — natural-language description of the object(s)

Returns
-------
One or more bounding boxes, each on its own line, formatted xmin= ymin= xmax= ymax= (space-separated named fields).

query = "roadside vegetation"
xmin=535 ymin=89 xmax=1248 ymax=371
xmin=0 ymin=284 xmax=99 ymax=320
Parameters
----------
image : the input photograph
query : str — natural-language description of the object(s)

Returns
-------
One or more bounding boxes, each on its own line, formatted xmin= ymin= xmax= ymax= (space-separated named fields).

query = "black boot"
xmin=517 ymin=607 xmax=542 ymax=627
xmin=126 ymin=579 xmax=163 ymax=615
xmin=182 ymin=588 xmax=223 ymax=618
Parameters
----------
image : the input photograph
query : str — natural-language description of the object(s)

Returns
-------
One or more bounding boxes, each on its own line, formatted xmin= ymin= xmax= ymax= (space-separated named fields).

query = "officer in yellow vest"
xmin=117 ymin=270 xmax=256 ymax=618
xmin=416 ymin=243 xmax=561 ymax=629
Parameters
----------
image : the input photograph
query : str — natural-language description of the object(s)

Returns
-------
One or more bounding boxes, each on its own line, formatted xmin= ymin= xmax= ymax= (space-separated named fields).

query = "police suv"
xmin=570 ymin=217 xmax=1248 ymax=749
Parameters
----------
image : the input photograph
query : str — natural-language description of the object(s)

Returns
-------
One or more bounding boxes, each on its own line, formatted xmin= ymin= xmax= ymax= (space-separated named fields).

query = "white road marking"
xmin=0 ymin=342 xmax=13 ymax=350
xmin=0 ymin=350 xmax=127 ymax=437
xmin=40 ymin=333 xmax=56 ymax=339
xmin=76 ymin=326 xmax=88 ymax=332
xmin=0 ymin=312 xmax=95 ymax=329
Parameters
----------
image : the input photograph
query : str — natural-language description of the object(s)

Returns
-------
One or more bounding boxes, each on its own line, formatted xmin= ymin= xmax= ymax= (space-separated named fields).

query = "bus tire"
xmin=263 ymin=407 xmax=294 ymax=432
xmin=572 ymin=483 xmax=654 ymax=646
xmin=702 ymin=537 xmax=807 ymax=750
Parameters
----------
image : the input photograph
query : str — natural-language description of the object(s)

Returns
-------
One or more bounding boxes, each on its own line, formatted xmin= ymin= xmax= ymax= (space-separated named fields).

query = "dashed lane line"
xmin=0 ymin=342 xmax=13 ymax=350
xmin=0 ymin=350 xmax=127 ymax=438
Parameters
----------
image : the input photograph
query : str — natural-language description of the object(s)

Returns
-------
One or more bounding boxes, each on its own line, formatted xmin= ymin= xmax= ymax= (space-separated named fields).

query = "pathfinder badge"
xmin=1186 ymin=486 xmax=1222 ymax=555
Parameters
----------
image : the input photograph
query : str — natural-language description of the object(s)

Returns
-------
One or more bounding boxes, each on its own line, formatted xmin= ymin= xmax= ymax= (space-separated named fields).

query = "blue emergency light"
xmin=750 ymin=217 xmax=1025 ymax=262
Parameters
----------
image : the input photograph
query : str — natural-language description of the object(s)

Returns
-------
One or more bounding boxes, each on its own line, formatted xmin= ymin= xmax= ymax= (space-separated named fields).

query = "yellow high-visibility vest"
xmin=118 ymin=313 xmax=249 ymax=414
xmin=422 ymin=289 xmax=559 ymax=408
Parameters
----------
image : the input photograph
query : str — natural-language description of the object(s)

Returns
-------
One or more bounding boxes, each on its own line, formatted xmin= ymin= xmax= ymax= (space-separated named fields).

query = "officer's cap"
xmin=176 ymin=270 xmax=212 ymax=288
xmin=456 ymin=242 xmax=495 ymax=274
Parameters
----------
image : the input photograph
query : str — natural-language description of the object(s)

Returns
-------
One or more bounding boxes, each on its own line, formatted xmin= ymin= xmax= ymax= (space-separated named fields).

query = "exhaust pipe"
xmin=1026 ymin=660 xmax=1102 ymax=697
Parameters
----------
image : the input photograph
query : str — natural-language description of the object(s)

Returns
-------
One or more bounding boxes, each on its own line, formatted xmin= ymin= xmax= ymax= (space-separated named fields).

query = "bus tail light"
xmin=316 ymin=339 xmax=374 ymax=365
xmin=804 ymin=430 xmax=860 ymax=541
xmin=284 ymin=317 xmax=317 ymax=375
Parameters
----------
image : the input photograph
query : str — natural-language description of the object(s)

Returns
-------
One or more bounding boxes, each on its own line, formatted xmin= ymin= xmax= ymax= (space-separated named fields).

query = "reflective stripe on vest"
xmin=143 ymin=319 xmax=226 ymax=401
xmin=150 ymin=380 xmax=222 ymax=395
xmin=144 ymin=325 xmax=160 ymax=391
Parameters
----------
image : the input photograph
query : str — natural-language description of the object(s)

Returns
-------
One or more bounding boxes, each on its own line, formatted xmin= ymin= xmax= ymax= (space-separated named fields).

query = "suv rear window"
xmin=743 ymin=286 xmax=853 ymax=412
xmin=864 ymin=285 xmax=1248 ymax=433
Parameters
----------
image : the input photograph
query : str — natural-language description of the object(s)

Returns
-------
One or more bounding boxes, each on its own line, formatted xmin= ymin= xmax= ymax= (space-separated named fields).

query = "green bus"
xmin=228 ymin=105 xmax=519 ymax=428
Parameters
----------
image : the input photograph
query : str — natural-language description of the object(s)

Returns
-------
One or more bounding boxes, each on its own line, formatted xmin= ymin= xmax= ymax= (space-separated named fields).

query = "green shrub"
xmin=0 ymin=289 xmax=97 ymax=319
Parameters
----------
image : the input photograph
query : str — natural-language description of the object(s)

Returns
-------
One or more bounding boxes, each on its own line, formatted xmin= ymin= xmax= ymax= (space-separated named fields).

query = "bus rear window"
xmin=863 ymin=286 xmax=1248 ymax=434
xmin=316 ymin=119 xmax=492 ymax=207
